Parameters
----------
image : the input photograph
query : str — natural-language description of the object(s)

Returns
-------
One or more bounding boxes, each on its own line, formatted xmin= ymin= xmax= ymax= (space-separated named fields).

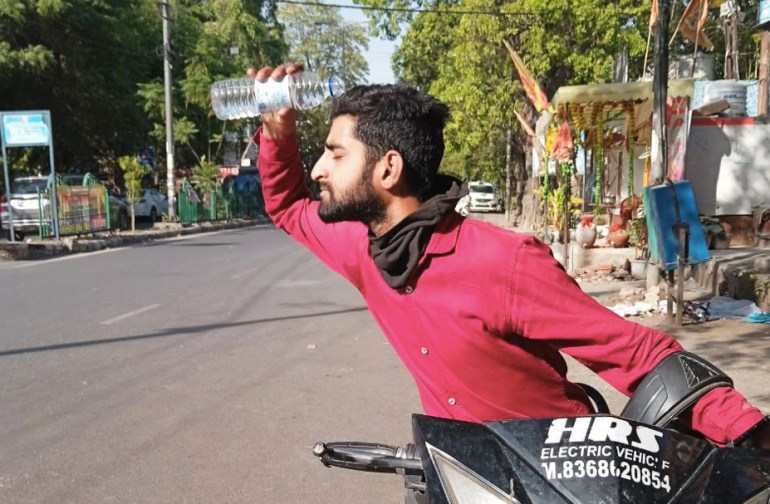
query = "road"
xmin=0 ymin=226 xmax=420 ymax=504
xmin=1 ymin=221 xmax=769 ymax=503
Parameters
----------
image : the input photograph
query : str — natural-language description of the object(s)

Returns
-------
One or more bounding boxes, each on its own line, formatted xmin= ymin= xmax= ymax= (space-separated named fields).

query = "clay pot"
xmin=575 ymin=226 xmax=597 ymax=249
xmin=608 ymin=229 xmax=630 ymax=248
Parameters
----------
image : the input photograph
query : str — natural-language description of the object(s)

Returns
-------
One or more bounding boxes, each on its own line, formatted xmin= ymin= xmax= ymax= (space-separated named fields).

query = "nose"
xmin=310 ymin=158 xmax=327 ymax=183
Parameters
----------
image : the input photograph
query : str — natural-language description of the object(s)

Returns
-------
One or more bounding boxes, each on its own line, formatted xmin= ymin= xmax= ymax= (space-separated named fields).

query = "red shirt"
xmin=257 ymin=129 xmax=764 ymax=445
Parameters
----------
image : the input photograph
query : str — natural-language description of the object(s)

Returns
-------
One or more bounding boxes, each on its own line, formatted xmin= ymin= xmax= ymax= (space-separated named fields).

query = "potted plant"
xmin=575 ymin=214 xmax=597 ymax=248
xmin=607 ymin=222 xmax=630 ymax=248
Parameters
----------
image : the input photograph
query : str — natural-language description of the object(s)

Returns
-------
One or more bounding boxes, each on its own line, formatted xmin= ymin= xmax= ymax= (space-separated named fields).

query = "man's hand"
xmin=740 ymin=419 xmax=770 ymax=449
xmin=247 ymin=63 xmax=303 ymax=140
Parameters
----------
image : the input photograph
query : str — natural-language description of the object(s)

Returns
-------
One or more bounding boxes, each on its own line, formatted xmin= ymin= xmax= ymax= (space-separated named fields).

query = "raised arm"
xmin=253 ymin=64 xmax=367 ymax=284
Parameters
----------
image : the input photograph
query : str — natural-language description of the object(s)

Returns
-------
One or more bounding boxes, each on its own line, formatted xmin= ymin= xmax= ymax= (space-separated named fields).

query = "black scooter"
xmin=313 ymin=352 xmax=770 ymax=503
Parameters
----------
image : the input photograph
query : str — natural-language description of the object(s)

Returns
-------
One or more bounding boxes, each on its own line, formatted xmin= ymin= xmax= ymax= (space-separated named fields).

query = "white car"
xmin=467 ymin=181 xmax=502 ymax=213
xmin=133 ymin=188 xmax=169 ymax=221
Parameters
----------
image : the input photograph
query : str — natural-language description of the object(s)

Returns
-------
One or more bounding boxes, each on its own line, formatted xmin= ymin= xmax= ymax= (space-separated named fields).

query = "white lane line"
xmin=276 ymin=280 xmax=323 ymax=288
xmin=100 ymin=303 xmax=161 ymax=325
xmin=230 ymin=267 xmax=260 ymax=280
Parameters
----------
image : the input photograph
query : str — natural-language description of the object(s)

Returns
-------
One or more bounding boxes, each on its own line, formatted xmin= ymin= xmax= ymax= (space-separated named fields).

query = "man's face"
xmin=311 ymin=115 xmax=385 ymax=224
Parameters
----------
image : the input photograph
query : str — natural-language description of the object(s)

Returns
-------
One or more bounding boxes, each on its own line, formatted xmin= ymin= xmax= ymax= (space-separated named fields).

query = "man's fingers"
xmin=255 ymin=66 xmax=275 ymax=82
xmin=285 ymin=63 xmax=304 ymax=75
xmin=253 ymin=63 xmax=303 ymax=82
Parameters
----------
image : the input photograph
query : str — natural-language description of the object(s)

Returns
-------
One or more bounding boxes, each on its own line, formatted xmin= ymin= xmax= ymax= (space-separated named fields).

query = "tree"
xmin=0 ymin=0 xmax=289 ymax=184
xmin=277 ymin=3 xmax=370 ymax=86
xmin=137 ymin=0 xmax=288 ymax=172
xmin=356 ymin=0 xmax=650 ymax=208
xmin=0 ymin=0 xmax=160 ymax=175
xmin=276 ymin=3 xmax=371 ymax=170
xmin=118 ymin=155 xmax=146 ymax=231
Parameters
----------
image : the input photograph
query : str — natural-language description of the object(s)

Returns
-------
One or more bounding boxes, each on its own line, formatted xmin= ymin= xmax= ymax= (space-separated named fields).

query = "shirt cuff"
xmin=688 ymin=387 xmax=766 ymax=446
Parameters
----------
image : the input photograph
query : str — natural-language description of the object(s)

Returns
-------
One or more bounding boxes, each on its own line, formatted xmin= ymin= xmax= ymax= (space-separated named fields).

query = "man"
xmin=251 ymin=63 xmax=769 ymax=448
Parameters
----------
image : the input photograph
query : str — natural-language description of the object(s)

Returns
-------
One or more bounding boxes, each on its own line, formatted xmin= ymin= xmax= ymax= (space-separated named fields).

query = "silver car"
xmin=1 ymin=175 xmax=84 ymax=240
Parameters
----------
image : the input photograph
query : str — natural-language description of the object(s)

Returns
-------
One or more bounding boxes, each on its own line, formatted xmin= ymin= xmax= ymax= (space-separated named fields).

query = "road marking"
xmin=276 ymin=280 xmax=323 ymax=287
xmin=230 ymin=267 xmax=261 ymax=280
xmin=100 ymin=303 xmax=161 ymax=325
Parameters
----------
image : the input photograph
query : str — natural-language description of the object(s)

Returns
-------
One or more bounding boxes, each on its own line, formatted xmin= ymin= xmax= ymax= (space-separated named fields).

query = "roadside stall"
xmin=535 ymin=79 xmax=696 ymax=266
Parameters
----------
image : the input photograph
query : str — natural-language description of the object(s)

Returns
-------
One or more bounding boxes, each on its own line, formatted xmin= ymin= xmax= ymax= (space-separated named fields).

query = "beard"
xmin=317 ymin=163 xmax=386 ymax=225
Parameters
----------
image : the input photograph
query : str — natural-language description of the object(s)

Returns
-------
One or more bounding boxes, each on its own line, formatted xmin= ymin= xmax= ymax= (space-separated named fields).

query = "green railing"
xmin=39 ymin=172 xmax=111 ymax=238
xmin=177 ymin=177 xmax=264 ymax=224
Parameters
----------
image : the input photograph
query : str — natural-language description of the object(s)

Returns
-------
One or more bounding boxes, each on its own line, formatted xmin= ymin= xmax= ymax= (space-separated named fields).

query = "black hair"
xmin=329 ymin=85 xmax=450 ymax=201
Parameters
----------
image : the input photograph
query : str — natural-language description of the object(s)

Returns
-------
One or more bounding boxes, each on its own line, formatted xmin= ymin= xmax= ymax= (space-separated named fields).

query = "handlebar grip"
xmin=313 ymin=441 xmax=423 ymax=473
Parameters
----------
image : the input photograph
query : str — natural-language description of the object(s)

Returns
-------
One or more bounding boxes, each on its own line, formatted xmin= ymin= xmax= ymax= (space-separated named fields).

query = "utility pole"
xmin=760 ymin=32 xmax=770 ymax=115
xmin=759 ymin=0 xmax=770 ymax=114
xmin=159 ymin=0 xmax=177 ymax=220
xmin=721 ymin=1 xmax=742 ymax=80
xmin=651 ymin=0 xmax=670 ymax=184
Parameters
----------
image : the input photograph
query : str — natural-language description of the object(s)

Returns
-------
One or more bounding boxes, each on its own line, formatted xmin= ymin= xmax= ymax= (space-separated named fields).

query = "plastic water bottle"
xmin=210 ymin=71 xmax=345 ymax=120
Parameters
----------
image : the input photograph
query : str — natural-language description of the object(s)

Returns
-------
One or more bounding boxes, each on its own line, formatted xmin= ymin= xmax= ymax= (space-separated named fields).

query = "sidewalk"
xmin=473 ymin=211 xmax=770 ymax=313
xmin=0 ymin=216 xmax=271 ymax=261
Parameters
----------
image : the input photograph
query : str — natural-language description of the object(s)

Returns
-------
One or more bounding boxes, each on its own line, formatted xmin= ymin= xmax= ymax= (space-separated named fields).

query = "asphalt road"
xmin=0 ymin=226 xmax=420 ymax=504
xmin=2 ymin=221 xmax=770 ymax=504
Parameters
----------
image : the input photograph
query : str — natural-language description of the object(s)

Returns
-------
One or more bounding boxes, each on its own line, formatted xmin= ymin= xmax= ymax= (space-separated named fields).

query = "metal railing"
xmin=177 ymin=178 xmax=264 ymax=224
xmin=39 ymin=173 xmax=111 ymax=238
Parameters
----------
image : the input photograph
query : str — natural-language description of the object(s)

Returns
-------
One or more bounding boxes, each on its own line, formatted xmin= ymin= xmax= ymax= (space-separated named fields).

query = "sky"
xmin=336 ymin=1 xmax=399 ymax=84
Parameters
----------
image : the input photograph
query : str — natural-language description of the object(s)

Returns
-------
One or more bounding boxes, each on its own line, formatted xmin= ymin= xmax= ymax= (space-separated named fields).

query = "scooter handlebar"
xmin=313 ymin=441 xmax=423 ymax=474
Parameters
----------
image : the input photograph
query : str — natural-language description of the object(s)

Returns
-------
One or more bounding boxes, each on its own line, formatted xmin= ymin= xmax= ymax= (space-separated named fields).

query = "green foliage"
xmin=118 ymin=154 xmax=146 ymax=231
xmin=0 ymin=0 xmax=287 ymax=181
xmin=118 ymin=155 xmax=145 ymax=205
xmin=277 ymin=3 xmax=370 ymax=86
xmin=192 ymin=155 xmax=218 ymax=195
xmin=274 ymin=3 xmax=373 ymax=171
xmin=357 ymin=0 xmax=652 ymax=189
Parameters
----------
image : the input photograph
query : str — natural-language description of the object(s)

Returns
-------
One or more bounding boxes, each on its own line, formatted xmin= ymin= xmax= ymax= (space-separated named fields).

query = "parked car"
xmin=467 ymin=181 xmax=503 ymax=213
xmin=132 ymin=188 xmax=168 ymax=221
xmin=0 ymin=174 xmax=84 ymax=240
xmin=107 ymin=189 xmax=131 ymax=231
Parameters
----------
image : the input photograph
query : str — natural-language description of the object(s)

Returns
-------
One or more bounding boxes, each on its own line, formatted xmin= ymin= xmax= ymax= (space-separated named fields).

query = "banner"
xmin=503 ymin=39 xmax=551 ymax=112
xmin=56 ymin=185 xmax=108 ymax=235
xmin=677 ymin=0 xmax=714 ymax=50
xmin=666 ymin=96 xmax=691 ymax=182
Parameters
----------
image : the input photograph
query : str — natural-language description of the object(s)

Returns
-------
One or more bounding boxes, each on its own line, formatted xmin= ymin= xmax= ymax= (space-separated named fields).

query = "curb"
xmin=0 ymin=217 xmax=272 ymax=261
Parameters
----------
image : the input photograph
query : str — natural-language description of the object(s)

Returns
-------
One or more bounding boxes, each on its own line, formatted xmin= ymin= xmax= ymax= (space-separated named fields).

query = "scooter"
xmin=313 ymin=352 xmax=770 ymax=503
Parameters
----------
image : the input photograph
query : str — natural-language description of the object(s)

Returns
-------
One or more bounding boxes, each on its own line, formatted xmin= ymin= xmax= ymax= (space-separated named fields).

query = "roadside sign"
xmin=0 ymin=110 xmax=59 ymax=240
xmin=1 ymin=112 xmax=51 ymax=147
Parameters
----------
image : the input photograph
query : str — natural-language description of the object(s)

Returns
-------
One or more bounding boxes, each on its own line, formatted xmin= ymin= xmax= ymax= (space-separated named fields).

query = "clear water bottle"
xmin=210 ymin=71 xmax=345 ymax=120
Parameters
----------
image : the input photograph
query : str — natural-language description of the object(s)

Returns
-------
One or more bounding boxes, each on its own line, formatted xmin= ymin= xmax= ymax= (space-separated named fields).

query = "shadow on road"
xmin=0 ymin=306 xmax=368 ymax=357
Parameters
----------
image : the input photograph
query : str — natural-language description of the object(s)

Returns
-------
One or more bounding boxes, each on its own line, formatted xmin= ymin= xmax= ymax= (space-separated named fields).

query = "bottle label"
xmin=255 ymin=78 xmax=292 ymax=114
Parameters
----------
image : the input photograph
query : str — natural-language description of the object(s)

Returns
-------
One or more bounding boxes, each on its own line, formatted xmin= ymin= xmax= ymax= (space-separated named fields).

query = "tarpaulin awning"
xmin=552 ymin=78 xmax=696 ymax=106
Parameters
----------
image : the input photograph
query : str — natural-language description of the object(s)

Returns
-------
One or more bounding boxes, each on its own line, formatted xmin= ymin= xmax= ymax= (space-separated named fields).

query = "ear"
xmin=376 ymin=150 xmax=405 ymax=191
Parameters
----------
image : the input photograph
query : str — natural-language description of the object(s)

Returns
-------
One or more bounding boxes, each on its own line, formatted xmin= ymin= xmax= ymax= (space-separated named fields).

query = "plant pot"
xmin=629 ymin=259 xmax=647 ymax=279
xmin=575 ymin=226 xmax=597 ymax=249
xmin=608 ymin=229 xmax=630 ymax=248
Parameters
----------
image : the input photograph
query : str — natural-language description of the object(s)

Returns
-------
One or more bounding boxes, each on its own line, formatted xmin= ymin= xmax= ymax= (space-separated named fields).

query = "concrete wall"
xmin=685 ymin=117 xmax=770 ymax=215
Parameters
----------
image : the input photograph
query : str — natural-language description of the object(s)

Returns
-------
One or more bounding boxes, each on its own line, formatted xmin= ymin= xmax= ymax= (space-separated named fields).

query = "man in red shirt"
xmin=250 ymin=63 xmax=769 ymax=448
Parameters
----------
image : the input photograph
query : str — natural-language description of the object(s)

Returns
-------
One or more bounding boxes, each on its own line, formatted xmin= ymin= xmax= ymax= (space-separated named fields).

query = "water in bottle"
xmin=210 ymin=71 xmax=345 ymax=120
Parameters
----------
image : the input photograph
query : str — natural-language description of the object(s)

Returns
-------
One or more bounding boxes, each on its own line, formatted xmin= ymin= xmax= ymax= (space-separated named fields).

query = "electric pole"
xmin=651 ymin=0 xmax=670 ymax=184
xmin=159 ymin=0 xmax=177 ymax=220
xmin=758 ymin=0 xmax=770 ymax=114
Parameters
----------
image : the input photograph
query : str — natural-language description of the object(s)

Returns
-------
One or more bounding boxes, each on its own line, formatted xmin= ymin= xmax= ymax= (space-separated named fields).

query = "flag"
xmin=649 ymin=0 xmax=659 ymax=30
xmin=677 ymin=0 xmax=714 ymax=50
xmin=513 ymin=110 xmax=536 ymax=137
xmin=503 ymin=39 xmax=551 ymax=113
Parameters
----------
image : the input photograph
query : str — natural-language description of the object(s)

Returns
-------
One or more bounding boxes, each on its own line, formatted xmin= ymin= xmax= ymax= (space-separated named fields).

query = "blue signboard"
xmin=644 ymin=181 xmax=711 ymax=271
xmin=1 ymin=113 xmax=50 ymax=146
